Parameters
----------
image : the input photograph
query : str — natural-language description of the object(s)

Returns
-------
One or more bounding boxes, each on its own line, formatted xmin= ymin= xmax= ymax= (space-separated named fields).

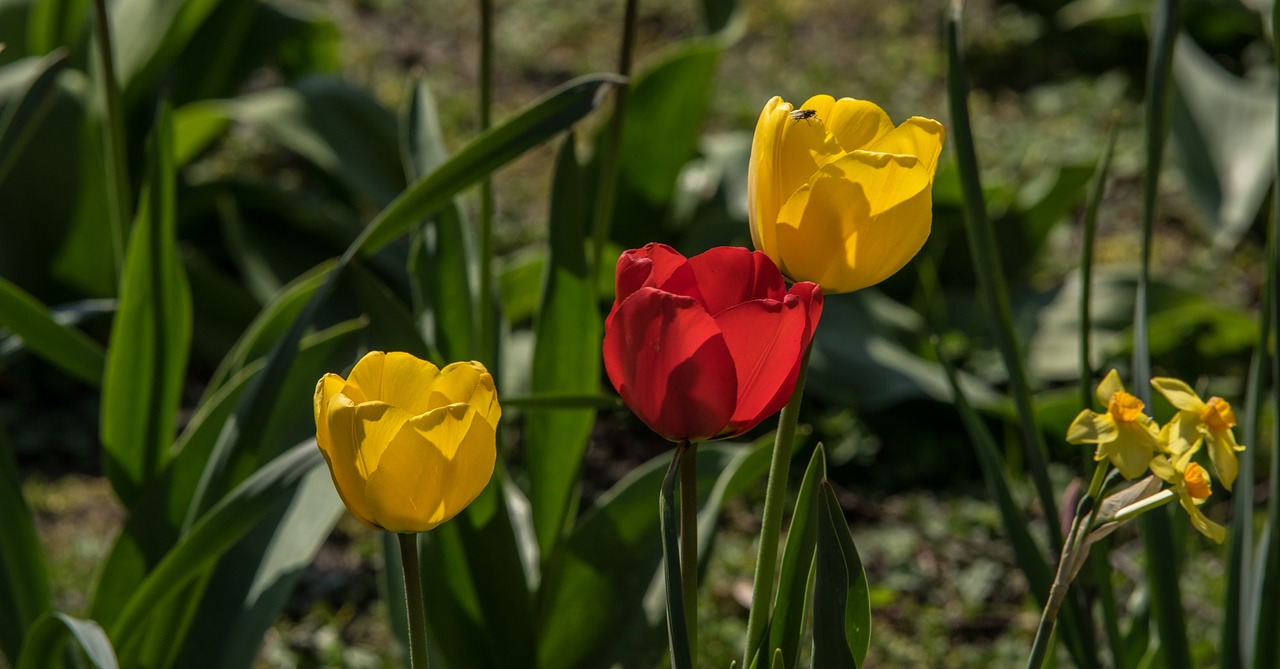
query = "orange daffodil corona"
xmin=748 ymin=95 xmax=945 ymax=294
xmin=314 ymin=351 xmax=500 ymax=534
xmin=1068 ymin=369 xmax=1245 ymax=543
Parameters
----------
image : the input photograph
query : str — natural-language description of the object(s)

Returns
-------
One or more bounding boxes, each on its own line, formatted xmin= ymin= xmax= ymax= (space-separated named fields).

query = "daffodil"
xmin=1066 ymin=369 xmax=1161 ymax=479
xmin=1150 ymin=377 xmax=1245 ymax=490
xmin=1148 ymin=454 xmax=1226 ymax=543
xmin=747 ymin=95 xmax=945 ymax=294
xmin=314 ymin=351 xmax=500 ymax=534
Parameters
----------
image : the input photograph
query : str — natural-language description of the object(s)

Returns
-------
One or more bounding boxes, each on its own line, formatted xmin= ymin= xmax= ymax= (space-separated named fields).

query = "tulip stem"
xmin=742 ymin=344 xmax=812 ymax=667
xmin=679 ymin=441 xmax=698 ymax=653
xmin=397 ymin=533 xmax=430 ymax=669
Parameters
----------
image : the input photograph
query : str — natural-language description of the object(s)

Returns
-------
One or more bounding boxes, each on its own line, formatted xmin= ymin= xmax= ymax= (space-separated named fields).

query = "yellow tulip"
xmin=314 ymin=351 xmax=500 ymax=534
xmin=1066 ymin=369 xmax=1161 ymax=479
xmin=748 ymin=95 xmax=945 ymax=294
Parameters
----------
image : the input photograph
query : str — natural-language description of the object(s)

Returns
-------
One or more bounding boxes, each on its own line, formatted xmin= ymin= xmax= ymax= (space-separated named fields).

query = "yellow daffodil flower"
xmin=313 ymin=351 xmax=500 ymax=534
xmin=1150 ymin=377 xmax=1246 ymax=491
xmin=1148 ymin=453 xmax=1226 ymax=543
xmin=1066 ymin=369 xmax=1161 ymax=479
xmin=747 ymin=95 xmax=945 ymax=294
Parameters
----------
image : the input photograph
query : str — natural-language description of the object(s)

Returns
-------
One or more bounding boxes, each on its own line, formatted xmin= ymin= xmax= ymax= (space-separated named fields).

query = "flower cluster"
xmin=1067 ymin=370 xmax=1245 ymax=542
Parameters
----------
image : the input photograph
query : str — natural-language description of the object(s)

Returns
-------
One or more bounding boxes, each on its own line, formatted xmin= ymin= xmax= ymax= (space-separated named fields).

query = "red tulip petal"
xmin=789 ymin=281 xmax=825 ymax=348
xmin=615 ymin=243 xmax=689 ymax=304
xmin=603 ymin=287 xmax=737 ymax=441
xmin=661 ymin=246 xmax=787 ymax=316
xmin=714 ymin=294 xmax=808 ymax=437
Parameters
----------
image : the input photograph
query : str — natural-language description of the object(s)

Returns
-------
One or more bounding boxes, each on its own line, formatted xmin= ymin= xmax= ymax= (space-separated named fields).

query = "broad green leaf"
xmin=231 ymin=76 xmax=405 ymax=207
xmin=759 ymin=444 xmax=827 ymax=669
xmin=811 ymin=481 xmax=863 ymax=669
xmin=0 ymin=424 xmax=51 ymax=664
xmin=17 ymin=612 xmax=117 ymax=669
xmin=345 ymin=262 xmax=435 ymax=362
xmin=174 ymin=459 xmax=343 ymax=669
xmin=1171 ymin=36 xmax=1275 ymax=251
xmin=356 ymin=73 xmax=622 ymax=257
xmin=109 ymin=0 xmax=225 ymax=100
xmin=100 ymin=101 xmax=192 ymax=506
xmin=419 ymin=471 xmax=537 ymax=669
xmin=537 ymin=438 xmax=771 ymax=669
xmin=108 ymin=442 xmax=325 ymax=652
xmin=0 ymin=274 xmax=106 ymax=384
xmin=0 ymin=50 xmax=68 ymax=187
xmin=172 ymin=101 xmax=230 ymax=167
xmin=527 ymin=135 xmax=601 ymax=557
xmin=89 ymin=320 xmax=363 ymax=629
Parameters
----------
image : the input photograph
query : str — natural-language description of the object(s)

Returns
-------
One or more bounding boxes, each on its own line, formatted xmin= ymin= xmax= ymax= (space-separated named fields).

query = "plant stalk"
xmin=90 ymin=0 xmax=130 ymax=278
xmin=742 ymin=345 xmax=812 ymax=666
xmin=679 ymin=440 xmax=698 ymax=653
xmin=397 ymin=533 xmax=430 ymax=669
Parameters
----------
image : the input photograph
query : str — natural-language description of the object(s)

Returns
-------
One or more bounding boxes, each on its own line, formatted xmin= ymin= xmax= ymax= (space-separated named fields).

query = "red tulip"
xmin=603 ymin=243 xmax=824 ymax=442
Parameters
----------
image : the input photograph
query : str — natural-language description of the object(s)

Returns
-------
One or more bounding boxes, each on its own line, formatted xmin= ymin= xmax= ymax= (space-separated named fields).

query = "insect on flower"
xmin=789 ymin=108 xmax=818 ymax=123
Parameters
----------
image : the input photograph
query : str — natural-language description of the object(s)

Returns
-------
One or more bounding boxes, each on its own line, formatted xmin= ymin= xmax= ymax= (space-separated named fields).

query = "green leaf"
xmin=760 ymin=444 xmax=827 ymax=669
xmin=27 ymin=0 xmax=88 ymax=56
xmin=537 ymin=439 xmax=771 ymax=669
xmin=345 ymin=262 xmax=435 ymax=362
xmin=107 ymin=442 xmax=326 ymax=654
xmin=1170 ymin=37 xmax=1275 ymax=251
xmin=230 ymin=77 xmax=405 ymax=207
xmin=355 ymin=73 xmax=622 ymax=257
xmin=172 ymin=101 xmax=231 ymax=168
xmin=0 ymin=274 xmax=106 ymax=384
xmin=527 ymin=135 xmax=601 ymax=557
xmin=174 ymin=459 xmax=343 ymax=669
xmin=100 ymin=100 xmax=192 ymax=506
xmin=812 ymin=481 xmax=866 ymax=669
xmin=17 ymin=612 xmax=117 ymax=669
xmin=0 ymin=50 xmax=68 ymax=187
xmin=0 ymin=424 xmax=51 ymax=664
xmin=109 ymin=0 xmax=226 ymax=99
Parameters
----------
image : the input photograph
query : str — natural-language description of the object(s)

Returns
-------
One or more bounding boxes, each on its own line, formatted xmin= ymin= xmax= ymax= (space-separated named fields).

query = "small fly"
xmin=789 ymin=108 xmax=818 ymax=123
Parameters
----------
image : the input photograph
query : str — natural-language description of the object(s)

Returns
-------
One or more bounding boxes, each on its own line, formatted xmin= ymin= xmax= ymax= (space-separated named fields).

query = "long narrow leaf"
xmin=17 ymin=612 xmax=117 ymax=669
xmin=811 ymin=481 xmax=865 ymax=669
xmin=100 ymin=100 xmax=192 ymax=506
xmin=528 ymin=135 xmax=601 ymax=557
xmin=761 ymin=444 xmax=827 ymax=669
xmin=0 ymin=425 xmax=51 ymax=664
xmin=0 ymin=274 xmax=106 ymax=384
xmin=0 ymin=50 xmax=69 ymax=187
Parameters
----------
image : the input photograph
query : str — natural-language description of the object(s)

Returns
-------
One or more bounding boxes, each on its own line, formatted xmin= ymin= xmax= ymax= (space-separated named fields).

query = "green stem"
xmin=589 ymin=0 xmax=637 ymax=284
xmin=679 ymin=441 xmax=698 ymax=654
xmin=742 ymin=345 xmax=812 ymax=666
xmin=477 ymin=0 xmax=495 ymax=368
xmin=397 ymin=533 xmax=430 ymax=669
xmin=661 ymin=442 xmax=694 ymax=668
xmin=90 ymin=0 xmax=130 ymax=278
xmin=1078 ymin=122 xmax=1116 ymax=409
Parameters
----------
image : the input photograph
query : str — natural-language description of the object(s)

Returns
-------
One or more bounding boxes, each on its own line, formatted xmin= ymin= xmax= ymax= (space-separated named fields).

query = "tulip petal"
xmin=822 ymin=97 xmax=896 ymax=153
xmin=713 ymin=294 xmax=809 ymax=436
xmin=1150 ymin=377 xmax=1206 ymax=412
xmin=1096 ymin=369 xmax=1124 ymax=407
xmin=664 ymin=246 xmax=787 ymax=316
xmin=343 ymin=350 xmax=389 ymax=402
xmin=603 ymin=287 xmax=737 ymax=441
xmin=364 ymin=403 xmax=497 ymax=533
xmin=748 ymin=97 xmax=845 ymax=271
xmin=320 ymin=393 xmax=384 ymax=528
xmin=866 ymin=117 xmax=945 ymax=179
xmin=367 ymin=351 xmax=442 ymax=415
xmin=773 ymin=151 xmax=931 ymax=293
xmin=428 ymin=361 xmax=501 ymax=429
xmin=614 ymin=243 xmax=689 ymax=306
xmin=1066 ymin=410 xmax=1117 ymax=444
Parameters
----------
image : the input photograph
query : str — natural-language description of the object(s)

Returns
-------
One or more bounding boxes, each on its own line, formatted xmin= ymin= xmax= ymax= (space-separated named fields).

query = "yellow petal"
xmin=1066 ymin=410 xmax=1117 ymax=444
xmin=1100 ymin=422 xmax=1159 ymax=479
xmin=363 ymin=403 xmax=497 ymax=533
xmin=772 ymin=151 xmax=932 ymax=293
xmin=865 ymin=116 xmax=945 ymax=179
xmin=1148 ymin=455 xmax=1176 ymax=483
xmin=1159 ymin=412 xmax=1203 ymax=459
xmin=748 ymin=96 xmax=845 ymax=272
xmin=427 ymin=361 xmax=501 ymax=429
xmin=1178 ymin=491 xmax=1226 ymax=543
xmin=319 ymin=393 xmax=378 ymax=528
xmin=1096 ymin=369 xmax=1124 ymax=407
xmin=821 ymin=97 xmax=896 ymax=153
xmin=1206 ymin=427 xmax=1241 ymax=491
xmin=1150 ymin=377 xmax=1206 ymax=412
xmin=343 ymin=350 xmax=388 ymax=402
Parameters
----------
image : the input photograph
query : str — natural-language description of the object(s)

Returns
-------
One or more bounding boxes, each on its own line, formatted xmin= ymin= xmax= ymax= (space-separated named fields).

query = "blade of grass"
xmin=1079 ymin=122 xmax=1118 ymax=408
xmin=1131 ymin=0 xmax=1191 ymax=664
xmin=589 ymin=0 xmax=637 ymax=286
xmin=90 ymin=0 xmax=130 ymax=274
xmin=0 ymin=424 xmax=52 ymax=665
xmin=477 ymin=0 xmax=496 ymax=369
xmin=945 ymin=0 xmax=1063 ymax=556
xmin=0 ymin=275 xmax=106 ymax=385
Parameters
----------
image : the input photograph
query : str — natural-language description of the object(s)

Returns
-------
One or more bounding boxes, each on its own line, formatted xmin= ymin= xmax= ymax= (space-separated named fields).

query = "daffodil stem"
xmin=743 ymin=345 xmax=812 ymax=667
xmin=678 ymin=441 xmax=698 ymax=653
xmin=397 ymin=533 xmax=430 ymax=669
